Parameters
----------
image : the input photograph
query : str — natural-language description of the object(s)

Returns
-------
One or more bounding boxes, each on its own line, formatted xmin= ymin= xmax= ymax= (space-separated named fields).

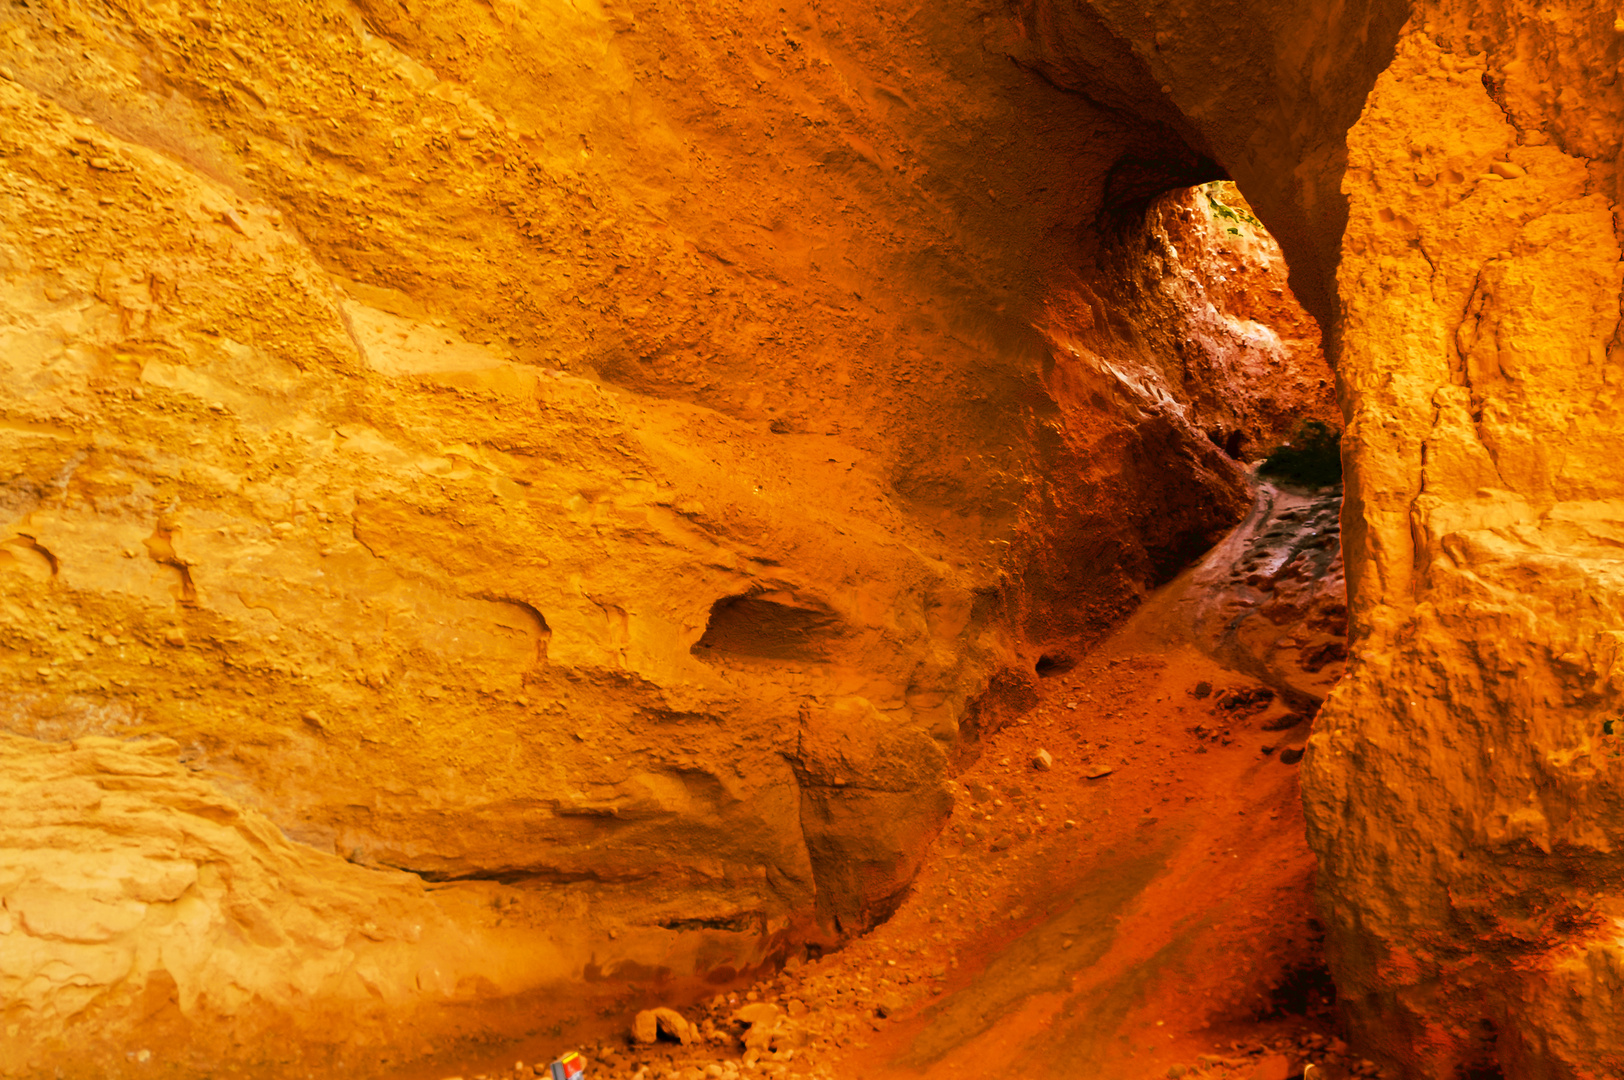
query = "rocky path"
xmin=409 ymin=482 xmax=1371 ymax=1080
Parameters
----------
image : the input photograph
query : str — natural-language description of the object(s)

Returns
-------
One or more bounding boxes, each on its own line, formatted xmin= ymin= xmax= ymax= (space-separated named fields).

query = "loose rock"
xmin=1248 ymin=1054 xmax=1295 ymax=1080
xmin=634 ymin=1007 xmax=696 ymax=1045
xmin=1262 ymin=712 xmax=1306 ymax=732
xmin=873 ymin=990 xmax=906 ymax=1018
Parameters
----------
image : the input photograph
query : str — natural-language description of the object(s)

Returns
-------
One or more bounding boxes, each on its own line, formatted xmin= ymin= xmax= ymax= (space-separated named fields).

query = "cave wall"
xmin=1012 ymin=2 xmax=1624 ymax=1074
xmin=0 ymin=1 xmax=1321 ymax=1073
xmin=1105 ymin=183 xmax=1338 ymax=463
xmin=1302 ymin=5 xmax=1624 ymax=1078
xmin=14 ymin=0 xmax=1619 ymax=1075
xmin=1007 ymin=0 xmax=1413 ymax=334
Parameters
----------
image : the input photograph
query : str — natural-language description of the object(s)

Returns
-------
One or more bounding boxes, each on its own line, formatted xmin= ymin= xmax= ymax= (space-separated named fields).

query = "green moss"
xmin=1258 ymin=420 xmax=1342 ymax=488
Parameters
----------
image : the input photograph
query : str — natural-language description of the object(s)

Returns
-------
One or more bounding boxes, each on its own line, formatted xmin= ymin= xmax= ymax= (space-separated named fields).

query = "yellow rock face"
xmin=1305 ymin=5 xmax=1624 ymax=1077
xmin=0 ymin=0 xmax=1339 ymax=1071
xmin=2 ymin=732 xmax=725 ymax=1072
xmin=35 ymin=0 xmax=1624 ymax=1073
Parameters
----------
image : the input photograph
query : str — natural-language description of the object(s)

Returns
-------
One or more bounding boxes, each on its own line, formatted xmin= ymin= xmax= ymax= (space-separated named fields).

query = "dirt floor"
xmin=402 ymin=482 xmax=1381 ymax=1080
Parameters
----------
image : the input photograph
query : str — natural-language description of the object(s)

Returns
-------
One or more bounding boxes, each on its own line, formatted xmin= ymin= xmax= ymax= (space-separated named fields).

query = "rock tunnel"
xmin=1 ymin=1 xmax=1622 ymax=1078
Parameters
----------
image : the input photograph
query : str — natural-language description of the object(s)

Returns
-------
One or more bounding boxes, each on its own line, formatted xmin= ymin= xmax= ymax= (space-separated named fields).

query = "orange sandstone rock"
xmin=0 ymin=0 xmax=1338 ymax=1073
xmin=1305 ymin=9 xmax=1624 ymax=1079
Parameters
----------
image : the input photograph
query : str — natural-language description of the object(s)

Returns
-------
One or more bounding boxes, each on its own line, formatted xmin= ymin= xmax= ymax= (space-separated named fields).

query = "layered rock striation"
xmin=0 ymin=0 xmax=1334 ymax=1073
xmin=22 ymin=0 xmax=1622 ymax=1076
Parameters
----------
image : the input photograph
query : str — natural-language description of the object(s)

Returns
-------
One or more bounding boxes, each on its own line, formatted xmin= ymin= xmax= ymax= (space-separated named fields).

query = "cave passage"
xmin=17 ymin=2 xmax=1610 ymax=1078
xmin=405 ymin=180 xmax=1355 ymax=1080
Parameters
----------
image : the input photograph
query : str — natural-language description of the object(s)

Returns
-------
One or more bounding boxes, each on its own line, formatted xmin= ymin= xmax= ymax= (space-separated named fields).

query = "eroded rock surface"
xmin=0 ymin=0 xmax=1335 ymax=1071
xmin=1190 ymin=483 xmax=1348 ymax=711
xmin=0 ymin=732 xmax=725 ymax=1076
xmin=1304 ymin=6 xmax=1624 ymax=1078
xmin=21 ymin=0 xmax=1622 ymax=1075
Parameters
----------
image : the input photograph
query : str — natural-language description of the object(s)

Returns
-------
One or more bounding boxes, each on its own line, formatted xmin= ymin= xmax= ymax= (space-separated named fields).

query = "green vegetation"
xmin=1258 ymin=420 xmax=1342 ymax=488
xmin=1200 ymin=181 xmax=1263 ymax=236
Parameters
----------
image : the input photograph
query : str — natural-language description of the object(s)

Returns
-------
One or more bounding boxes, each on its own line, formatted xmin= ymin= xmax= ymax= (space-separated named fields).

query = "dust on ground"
xmin=408 ymin=483 xmax=1378 ymax=1080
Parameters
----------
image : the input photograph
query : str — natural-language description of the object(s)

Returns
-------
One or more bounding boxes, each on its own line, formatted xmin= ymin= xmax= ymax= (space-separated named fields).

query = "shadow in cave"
xmin=853 ymin=180 xmax=1353 ymax=1079
xmin=385 ymin=170 xmax=1358 ymax=1080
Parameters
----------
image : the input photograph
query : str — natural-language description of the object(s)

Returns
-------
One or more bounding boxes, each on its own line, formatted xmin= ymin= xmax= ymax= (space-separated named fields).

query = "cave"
xmin=2 ymin=2 xmax=1622 ymax=1080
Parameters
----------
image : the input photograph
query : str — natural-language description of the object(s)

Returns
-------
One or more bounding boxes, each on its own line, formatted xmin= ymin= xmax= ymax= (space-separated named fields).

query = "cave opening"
xmin=964 ymin=163 xmax=1356 ymax=1076
xmin=19 ymin=0 xmax=1610 ymax=1076
xmin=1103 ymin=177 xmax=1340 ymax=478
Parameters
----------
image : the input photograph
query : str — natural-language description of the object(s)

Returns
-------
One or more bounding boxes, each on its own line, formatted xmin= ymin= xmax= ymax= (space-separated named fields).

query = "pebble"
xmin=1198 ymin=1054 xmax=1247 ymax=1069
xmin=1031 ymin=748 xmax=1053 ymax=770
xmin=1085 ymin=766 xmax=1114 ymax=779
xmin=1248 ymin=1054 xmax=1294 ymax=1080
xmin=1262 ymin=712 xmax=1305 ymax=732
xmin=873 ymin=990 xmax=906 ymax=1017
